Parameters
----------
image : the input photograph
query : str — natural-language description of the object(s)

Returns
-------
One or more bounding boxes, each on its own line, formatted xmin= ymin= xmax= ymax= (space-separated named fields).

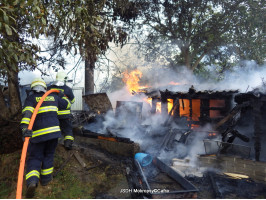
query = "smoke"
xmin=84 ymin=51 xmax=266 ymax=171
xmin=198 ymin=61 xmax=266 ymax=93
xmin=107 ymin=87 xmax=132 ymax=108
xmin=137 ymin=61 xmax=266 ymax=93
xmin=106 ymin=42 xmax=266 ymax=94
xmin=99 ymin=98 xmax=170 ymax=150
xmin=186 ymin=124 xmax=213 ymax=166
xmin=93 ymin=60 xmax=266 ymax=158
xmin=156 ymin=124 xmax=213 ymax=164
xmin=106 ymin=61 xmax=266 ymax=96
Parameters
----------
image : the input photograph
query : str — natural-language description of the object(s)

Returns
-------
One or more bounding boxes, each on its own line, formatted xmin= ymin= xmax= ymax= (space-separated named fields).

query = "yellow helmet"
xmin=31 ymin=78 xmax=47 ymax=89
xmin=56 ymin=71 xmax=68 ymax=82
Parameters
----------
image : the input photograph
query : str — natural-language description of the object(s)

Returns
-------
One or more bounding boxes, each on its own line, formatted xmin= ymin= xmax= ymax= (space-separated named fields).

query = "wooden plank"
xmin=74 ymin=151 xmax=87 ymax=168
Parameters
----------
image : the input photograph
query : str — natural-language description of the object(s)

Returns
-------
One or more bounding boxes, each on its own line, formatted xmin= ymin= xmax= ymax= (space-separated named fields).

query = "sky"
xmin=18 ymin=36 xmax=85 ymax=87
xmin=18 ymin=41 xmax=131 ymax=90
xmin=18 ymin=47 xmax=114 ymax=89
xmin=18 ymin=56 xmax=84 ymax=87
xmin=18 ymin=36 xmax=266 ymax=95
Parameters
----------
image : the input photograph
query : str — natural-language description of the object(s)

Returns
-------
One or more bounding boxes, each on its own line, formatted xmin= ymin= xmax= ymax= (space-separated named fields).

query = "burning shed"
xmin=67 ymin=84 xmax=266 ymax=199
xmin=150 ymin=86 xmax=238 ymax=129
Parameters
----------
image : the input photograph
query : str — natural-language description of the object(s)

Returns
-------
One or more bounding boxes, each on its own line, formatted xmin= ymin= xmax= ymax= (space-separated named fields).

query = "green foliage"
xmin=43 ymin=0 xmax=138 ymax=68
xmin=0 ymin=0 xmax=49 ymax=78
xmin=0 ymin=0 xmax=138 ymax=76
xmin=0 ymin=182 xmax=13 ymax=198
xmin=134 ymin=0 xmax=265 ymax=74
xmin=0 ymin=0 xmax=139 ymax=113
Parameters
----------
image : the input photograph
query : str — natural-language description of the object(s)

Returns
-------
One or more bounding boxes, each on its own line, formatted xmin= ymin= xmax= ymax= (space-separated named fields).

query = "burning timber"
xmin=66 ymin=87 xmax=266 ymax=198
xmin=154 ymin=87 xmax=238 ymax=128
xmin=77 ymin=87 xmax=266 ymax=161
xmin=135 ymin=86 xmax=266 ymax=162
xmin=73 ymin=127 xmax=140 ymax=157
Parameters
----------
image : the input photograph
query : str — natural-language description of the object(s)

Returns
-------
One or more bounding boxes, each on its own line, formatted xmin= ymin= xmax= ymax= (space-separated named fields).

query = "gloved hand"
xmin=22 ymin=128 xmax=33 ymax=141
xmin=58 ymin=91 xmax=65 ymax=98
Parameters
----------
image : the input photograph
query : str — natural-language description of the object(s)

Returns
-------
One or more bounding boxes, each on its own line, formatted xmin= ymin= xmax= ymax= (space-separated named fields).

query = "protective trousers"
xmin=25 ymin=139 xmax=58 ymax=186
xmin=59 ymin=118 xmax=74 ymax=141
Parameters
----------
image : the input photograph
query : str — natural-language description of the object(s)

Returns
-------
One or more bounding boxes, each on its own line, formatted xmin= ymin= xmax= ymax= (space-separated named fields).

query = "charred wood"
xmin=78 ymin=128 xmax=134 ymax=144
xmin=214 ymin=101 xmax=249 ymax=130
xmin=164 ymin=98 xmax=180 ymax=126
xmin=83 ymin=92 xmax=112 ymax=114
xmin=207 ymin=172 xmax=222 ymax=199
xmin=160 ymin=88 xmax=238 ymax=100
xmin=253 ymin=98 xmax=263 ymax=161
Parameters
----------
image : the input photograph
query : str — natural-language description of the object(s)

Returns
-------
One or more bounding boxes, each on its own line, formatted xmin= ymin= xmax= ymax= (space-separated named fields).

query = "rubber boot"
xmin=26 ymin=182 xmax=38 ymax=198
xmin=64 ymin=139 xmax=73 ymax=150
xmin=40 ymin=176 xmax=53 ymax=186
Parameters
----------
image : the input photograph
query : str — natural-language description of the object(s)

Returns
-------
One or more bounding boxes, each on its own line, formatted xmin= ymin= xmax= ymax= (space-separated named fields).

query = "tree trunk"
xmin=181 ymin=46 xmax=192 ymax=70
xmin=84 ymin=54 xmax=97 ymax=94
xmin=0 ymin=86 xmax=9 ymax=125
xmin=0 ymin=68 xmax=21 ymax=123
xmin=7 ymin=68 xmax=22 ymax=118
xmin=0 ymin=67 xmax=22 ymax=154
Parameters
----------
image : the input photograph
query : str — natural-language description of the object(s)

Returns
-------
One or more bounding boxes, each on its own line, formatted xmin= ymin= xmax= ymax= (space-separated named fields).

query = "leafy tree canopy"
xmin=0 ymin=0 xmax=139 ymax=120
xmin=133 ymin=0 xmax=265 ymax=75
xmin=0 ymin=0 xmax=48 ymax=80
xmin=0 ymin=0 xmax=140 ymax=79
xmin=41 ymin=0 xmax=140 ymax=70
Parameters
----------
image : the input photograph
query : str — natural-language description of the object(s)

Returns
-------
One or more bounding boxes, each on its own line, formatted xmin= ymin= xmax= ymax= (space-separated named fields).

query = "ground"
xmin=1 ymin=139 xmax=266 ymax=199
xmin=0 ymin=144 xmax=131 ymax=199
xmin=0 ymin=121 xmax=23 ymax=154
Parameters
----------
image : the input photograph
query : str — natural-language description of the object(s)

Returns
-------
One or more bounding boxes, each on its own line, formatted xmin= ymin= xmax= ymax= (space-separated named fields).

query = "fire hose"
xmin=16 ymin=89 xmax=60 ymax=199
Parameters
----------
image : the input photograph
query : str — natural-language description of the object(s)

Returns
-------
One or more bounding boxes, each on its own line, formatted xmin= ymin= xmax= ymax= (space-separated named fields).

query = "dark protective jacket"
xmin=47 ymin=84 xmax=75 ymax=119
xmin=20 ymin=91 xmax=71 ymax=143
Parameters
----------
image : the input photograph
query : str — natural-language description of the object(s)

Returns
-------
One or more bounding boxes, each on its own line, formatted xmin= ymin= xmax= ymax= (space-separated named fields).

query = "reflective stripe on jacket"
xmin=47 ymin=85 xmax=75 ymax=119
xmin=20 ymin=92 xmax=69 ymax=143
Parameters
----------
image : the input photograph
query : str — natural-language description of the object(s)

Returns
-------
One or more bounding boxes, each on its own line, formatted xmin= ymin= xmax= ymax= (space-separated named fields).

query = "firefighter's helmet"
xmin=56 ymin=71 xmax=68 ymax=82
xmin=31 ymin=78 xmax=47 ymax=92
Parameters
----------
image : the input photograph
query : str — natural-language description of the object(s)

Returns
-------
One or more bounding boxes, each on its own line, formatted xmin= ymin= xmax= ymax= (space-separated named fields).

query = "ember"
xmin=169 ymin=81 xmax=181 ymax=86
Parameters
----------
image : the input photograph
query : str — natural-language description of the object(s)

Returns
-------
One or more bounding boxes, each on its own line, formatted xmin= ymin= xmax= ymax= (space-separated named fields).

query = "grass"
xmin=0 ymin=182 xmax=13 ymax=199
xmin=0 ymin=145 xmax=129 ymax=199
xmin=46 ymin=169 xmax=93 ymax=199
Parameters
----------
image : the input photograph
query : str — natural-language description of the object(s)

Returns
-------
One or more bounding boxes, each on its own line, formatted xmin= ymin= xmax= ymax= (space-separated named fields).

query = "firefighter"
xmin=47 ymin=71 xmax=75 ymax=150
xmin=20 ymin=77 xmax=71 ymax=198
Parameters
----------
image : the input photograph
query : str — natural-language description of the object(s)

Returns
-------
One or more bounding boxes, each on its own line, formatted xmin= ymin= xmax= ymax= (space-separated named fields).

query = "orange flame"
xmin=156 ymin=102 xmax=161 ymax=113
xmin=154 ymin=99 xmax=174 ymax=115
xmin=208 ymin=132 xmax=217 ymax=137
xmin=122 ymin=69 xmax=148 ymax=94
xmin=146 ymin=97 xmax=152 ymax=107
xmin=169 ymin=81 xmax=181 ymax=85
xmin=168 ymin=99 xmax=174 ymax=115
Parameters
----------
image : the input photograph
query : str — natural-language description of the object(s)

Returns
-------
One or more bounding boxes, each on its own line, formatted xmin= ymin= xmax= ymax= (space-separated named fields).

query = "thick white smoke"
xmin=103 ymin=61 xmax=264 ymax=149
xmin=137 ymin=61 xmax=266 ymax=93
xmin=86 ymin=56 xmax=266 ymax=171
xmin=199 ymin=61 xmax=266 ymax=92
